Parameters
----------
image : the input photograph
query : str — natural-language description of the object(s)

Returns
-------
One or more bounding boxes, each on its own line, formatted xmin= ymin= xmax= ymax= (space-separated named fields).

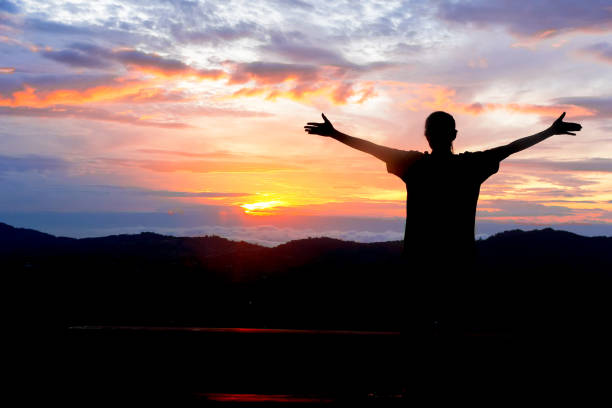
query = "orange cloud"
xmin=0 ymin=67 xmax=15 ymax=74
xmin=127 ymin=64 xmax=225 ymax=80
xmin=224 ymin=62 xmax=378 ymax=105
xmin=387 ymin=82 xmax=597 ymax=118
xmin=0 ymin=105 xmax=190 ymax=128
xmin=0 ymin=83 xmax=140 ymax=107
xmin=112 ymin=49 xmax=226 ymax=80
xmin=0 ymin=79 xmax=186 ymax=108
xmin=231 ymin=81 xmax=376 ymax=105
xmin=101 ymin=158 xmax=301 ymax=173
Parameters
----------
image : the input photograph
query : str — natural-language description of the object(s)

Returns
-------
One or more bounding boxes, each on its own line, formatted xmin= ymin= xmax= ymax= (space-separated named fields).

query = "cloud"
xmin=272 ymin=0 xmax=314 ymax=11
xmin=228 ymin=61 xmax=322 ymax=85
xmin=578 ymin=42 xmax=612 ymax=64
xmin=554 ymin=96 xmax=612 ymax=119
xmin=477 ymin=199 xmax=604 ymax=222
xmin=113 ymin=49 xmax=224 ymax=79
xmin=0 ymin=154 xmax=68 ymax=173
xmin=0 ymin=78 xmax=199 ymax=108
xmin=23 ymin=17 xmax=92 ymax=35
xmin=0 ymin=67 xmax=15 ymax=74
xmin=0 ymin=0 xmax=18 ymax=14
xmin=390 ymin=82 xmax=595 ymax=117
xmin=138 ymin=190 xmax=249 ymax=198
xmin=99 ymin=158 xmax=300 ymax=173
xmin=0 ymin=73 xmax=119 ymax=95
xmin=37 ymin=42 xmax=386 ymax=106
xmin=0 ymin=105 xmax=190 ymax=128
xmin=1 ymin=209 xmax=608 ymax=244
xmin=42 ymin=48 xmax=112 ymax=69
xmin=179 ymin=224 xmax=404 ymax=247
xmin=0 ymin=81 xmax=149 ymax=107
xmin=436 ymin=0 xmax=612 ymax=38
xmin=136 ymin=149 xmax=245 ymax=159
xmin=42 ymin=43 xmax=225 ymax=79
xmin=226 ymin=61 xmax=378 ymax=104
xmin=170 ymin=21 xmax=259 ymax=45
xmin=162 ymin=104 xmax=274 ymax=117
xmin=506 ymin=158 xmax=612 ymax=173
xmin=260 ymin=32 xmax=354 ymax=66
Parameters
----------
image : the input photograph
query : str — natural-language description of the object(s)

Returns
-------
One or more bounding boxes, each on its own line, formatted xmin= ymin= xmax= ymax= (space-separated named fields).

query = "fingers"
xmin=565 ymin=132 xmax=576 ymax=136
xmin=558 ymin=112 xmax=566 ymax=121
xmin=568 ymin=122 xmax=582 ymax=130
xmin=304 ymin=125 xmax=320 ymax=133
xmin=322 ymin=113 xmax=330 ymax=123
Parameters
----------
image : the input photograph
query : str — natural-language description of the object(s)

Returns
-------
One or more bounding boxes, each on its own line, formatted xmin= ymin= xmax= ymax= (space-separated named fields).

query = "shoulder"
xmin=382 ymin=148 xmax=425 ymax=165
xmin=456 ymin=150 xmax=500 ymax=180
xmin=457 ymin=149 xmax=502 ymax=162
xmin=385 ymin=150 xmax=425 ymax=177
xmin=392 ymin=149 xmax=425 ymax=160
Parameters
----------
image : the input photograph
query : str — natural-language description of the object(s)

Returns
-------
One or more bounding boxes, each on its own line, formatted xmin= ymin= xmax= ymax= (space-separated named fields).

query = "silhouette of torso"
xmin=386 ymin=149 xmax=500 ymax=267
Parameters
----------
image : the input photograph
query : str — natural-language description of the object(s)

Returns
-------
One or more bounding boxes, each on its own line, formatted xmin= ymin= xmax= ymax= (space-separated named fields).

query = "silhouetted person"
xmin=305 ymin=111 xmax=582 ymax=331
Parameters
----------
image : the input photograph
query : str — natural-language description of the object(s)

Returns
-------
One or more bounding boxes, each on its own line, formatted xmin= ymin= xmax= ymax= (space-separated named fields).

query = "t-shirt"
xmin=385 ymin=149 xmax=500 ymax=261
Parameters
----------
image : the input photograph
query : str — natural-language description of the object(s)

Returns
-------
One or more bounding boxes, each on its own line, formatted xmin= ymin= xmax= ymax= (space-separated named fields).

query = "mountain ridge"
xmin=4 ymin=221 xmax=610 ymax=333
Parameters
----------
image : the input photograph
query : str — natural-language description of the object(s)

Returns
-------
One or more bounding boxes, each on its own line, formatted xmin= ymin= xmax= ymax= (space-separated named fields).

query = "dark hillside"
xmin=2 ymin=222 xmax=610 ymax=334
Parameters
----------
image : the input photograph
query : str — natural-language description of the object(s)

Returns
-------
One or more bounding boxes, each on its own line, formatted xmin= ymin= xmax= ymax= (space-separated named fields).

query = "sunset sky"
xmin=1 ymin=0 xmax=611 ymax=245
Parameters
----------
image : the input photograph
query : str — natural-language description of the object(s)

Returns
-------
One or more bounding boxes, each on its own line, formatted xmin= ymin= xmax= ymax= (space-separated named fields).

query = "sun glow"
xmin=241 ymin=200 xmax=285 ymax=214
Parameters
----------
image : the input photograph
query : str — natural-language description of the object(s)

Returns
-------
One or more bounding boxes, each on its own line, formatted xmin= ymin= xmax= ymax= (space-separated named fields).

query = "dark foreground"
xmin=65 ymin=326 xmax=611 ymax=406
xmin=4 ymin=223 xmax=610 ymax=403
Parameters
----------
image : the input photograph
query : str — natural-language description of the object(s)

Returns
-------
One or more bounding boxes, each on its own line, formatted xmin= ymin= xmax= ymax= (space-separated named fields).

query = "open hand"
xmin=549 ymin=112 xmax=582 ymax=136
xmin=304 ymin=113 xmax=337 ymax=137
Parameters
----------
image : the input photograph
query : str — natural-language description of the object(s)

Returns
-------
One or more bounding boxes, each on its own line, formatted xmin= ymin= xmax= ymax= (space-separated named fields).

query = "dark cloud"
xmin=579 ymin=42 xmax=612 ymax=63
xmin=23 ymin=18 xmax=92 ymax=35
xmin=0 ymin=0 xmax=19 ymax=14
xmin=114 ymin=49 xmax=190 ymax=73
xmin=507 ymin=158 xmax=612 ymax=173
xmin=228 ymin=61 xmax=321 ymax=84
xmin=478 ymin=199 xmax=593 ymax=218
xmin=0 ymin=106 xmax=190 ymax=128
xmin=261 ymin=32 xmax=352 ymax=66
xmin=0 ymin=154 xmax=68 ymax=173
xmin=87 ymin=185 xmax=250 ymax=198
xmin=554 ymin=96 xmax=612 ymax=118
xmin=436 ymin=0 xmax=612 ymax=38
xmin=2 ymin=73 xmax=119 ymax=94
xmin=42 ymin=49 xmax=112 ymax=69
xmin=41 ymin=44 xmax=224 ymax=78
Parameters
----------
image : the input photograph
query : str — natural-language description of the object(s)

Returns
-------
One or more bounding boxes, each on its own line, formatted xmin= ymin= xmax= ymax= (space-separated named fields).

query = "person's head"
xmin=424 ymin=111 xmax=457 ymax=153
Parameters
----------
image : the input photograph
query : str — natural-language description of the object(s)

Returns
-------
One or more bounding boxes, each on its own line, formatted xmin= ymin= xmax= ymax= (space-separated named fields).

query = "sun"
xmin=241 ymin=200 xmax=284 ymax=215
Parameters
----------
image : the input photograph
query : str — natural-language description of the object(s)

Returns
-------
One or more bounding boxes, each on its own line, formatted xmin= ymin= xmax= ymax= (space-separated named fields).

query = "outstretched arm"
xmin=304 ymin=113 xmax=397 ymax=162
xmin=487 ymin=112 xmax=582 ymax=162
